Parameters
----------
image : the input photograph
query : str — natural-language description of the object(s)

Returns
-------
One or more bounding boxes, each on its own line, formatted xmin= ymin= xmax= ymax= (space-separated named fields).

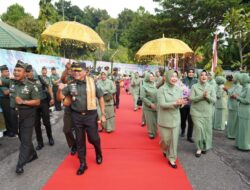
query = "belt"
xmin=72 ymin=110 xmax=96 ymax=116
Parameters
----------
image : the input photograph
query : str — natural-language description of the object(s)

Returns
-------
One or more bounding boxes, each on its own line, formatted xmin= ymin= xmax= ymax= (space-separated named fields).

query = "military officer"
xmin=27 ymin=66 xmax=54 ymax=150
xmin=58 ymin=62 xmax=77 ymax=155
xmin=58 ymin=62 xmax=106 ymax=175
xmin=97 ymin=70 xmax=116 ymax=133
xmin=157 ymin=70 xmax=187 ymax=168
xmin=0 ymin=65 xmax=15 ymax=137
xmin=50 ymin=67 xmax=62 ymax=111
xmin=111 ymin=67 xmax=122 ymax=109
xmin=0 ymin=60 xmax=40 ymax=174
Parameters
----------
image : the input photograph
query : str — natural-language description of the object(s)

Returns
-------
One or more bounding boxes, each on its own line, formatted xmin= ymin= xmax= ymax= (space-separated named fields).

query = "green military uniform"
xmin=130 ymin=72 xmax=141 ymax=110
xmin=213 ymin=76 xmax=227 ymax=130
xmin=0 ymin=66 xmax=13 ymax=136
xmin=62 ymin=74 xmax=76 ymax=152
xmin=190 ymin=75 xmax=216 ymax=151
xmin=50 ymin=72 xmax=61 ymax=110
xmin=62 ymin=62 xmax=104 ymax=172
xmin=157 ymin=70 xmax=182 ymax=163
xmin=97 ymin=73 xmax=116 ymax=132
xmin=236 ymin=73 xmax=250 ymax=150
xmin=227 ymin=73 xmax=242 ymax=139
xmin=27 ymin=67 xmax=53 ymax=150
xmin=2 ymin=64 xmax=40 ymax=173
xmin=141 ymin=72 xmax=157 ymax=138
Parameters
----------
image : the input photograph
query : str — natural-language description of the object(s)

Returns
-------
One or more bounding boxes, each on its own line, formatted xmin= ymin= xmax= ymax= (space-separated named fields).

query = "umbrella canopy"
xmin=41 ymin=21 xmax=105 ymax=50
xmin=135 ymin=36 xmax=193 ymax=61
xmin=0 ymin=21 xmax=37 ymax=49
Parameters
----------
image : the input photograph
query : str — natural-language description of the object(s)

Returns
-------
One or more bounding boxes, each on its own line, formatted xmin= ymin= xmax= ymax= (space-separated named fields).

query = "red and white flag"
xmin=211 ymin=33 xmax=218 ymax=73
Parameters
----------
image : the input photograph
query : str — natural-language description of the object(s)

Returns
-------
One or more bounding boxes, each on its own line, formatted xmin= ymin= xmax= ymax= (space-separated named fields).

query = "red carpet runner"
xmin=43 ymin=91 xmax=192 ymax=190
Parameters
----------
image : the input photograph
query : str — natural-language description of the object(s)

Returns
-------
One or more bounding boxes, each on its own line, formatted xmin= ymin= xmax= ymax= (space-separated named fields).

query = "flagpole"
xmin=211 ymin=33 xmax=218 ymax=73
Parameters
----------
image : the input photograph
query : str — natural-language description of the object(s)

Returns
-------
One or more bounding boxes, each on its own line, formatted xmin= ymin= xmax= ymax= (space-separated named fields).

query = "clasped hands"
xmin=175 ymin=98 xmax=188 ymax=107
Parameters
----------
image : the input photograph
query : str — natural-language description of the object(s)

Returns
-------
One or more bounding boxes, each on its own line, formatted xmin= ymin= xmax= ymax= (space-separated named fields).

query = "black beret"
xmin=0 ymin=65 xmax=8 ymax=71
xmin=15 ymin=60 xmax=27 ymax=69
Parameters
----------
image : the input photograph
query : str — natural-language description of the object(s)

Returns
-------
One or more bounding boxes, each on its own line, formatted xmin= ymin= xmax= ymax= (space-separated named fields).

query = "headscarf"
xmin=164 ymin=70 xmax=175 ymax=85
xmin=232 ymin=72 xmax=241 ymax=84
xmin=215 ymin=76 xmax=226 ymax=85
xmin=239 ymin=73 xmax=250 ymax=86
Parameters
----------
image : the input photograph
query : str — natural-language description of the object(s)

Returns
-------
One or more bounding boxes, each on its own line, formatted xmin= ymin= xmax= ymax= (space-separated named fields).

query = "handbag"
xmin=137 ymin=81 xmax=143 ymax=106
xmin=137 ymin=97 xmax=142 ymax=106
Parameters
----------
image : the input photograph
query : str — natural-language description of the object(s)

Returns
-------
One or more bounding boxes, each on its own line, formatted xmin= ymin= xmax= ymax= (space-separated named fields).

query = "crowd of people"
xmin=0 ymin=61 xmax=249 ymax=175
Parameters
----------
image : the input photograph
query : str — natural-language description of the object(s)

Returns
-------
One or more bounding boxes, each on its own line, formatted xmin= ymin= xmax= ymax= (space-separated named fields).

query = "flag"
xmin=211 ymin=33 xmax=218 ymax=73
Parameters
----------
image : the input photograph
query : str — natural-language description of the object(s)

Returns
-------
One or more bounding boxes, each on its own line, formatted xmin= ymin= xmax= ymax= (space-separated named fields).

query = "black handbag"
xmin=137 ymin=81 xmax=143 ymax=106
xmin=137 ymin=97 xmax=142 ymax=106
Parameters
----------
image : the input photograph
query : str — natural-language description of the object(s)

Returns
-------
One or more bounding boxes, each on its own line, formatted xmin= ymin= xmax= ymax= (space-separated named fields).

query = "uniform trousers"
xmin=52 ymin=86 xmax=62 ymax=110
xmin=115 ymin=84 xmax=120 ymax=108
xmin=0 ymin=97 xmax=13 ymax=134
xmin=63 ymin=107 xmax=76 ymax=148
xmin=17 ymin=108 xmax=36 ymax=167
xmin=35 ymin=99 xmax=52 ymax=145
xmin=72 ymin=110 xmax=102 ymax=163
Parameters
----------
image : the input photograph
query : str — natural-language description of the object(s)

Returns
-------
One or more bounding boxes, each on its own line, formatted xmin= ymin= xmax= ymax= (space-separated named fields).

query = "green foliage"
xmin=96 ymin=18 xmax=119 ymax=49
xmin=0 ymin=4 xmax=31 ymax=26
xmin=16 ymin=16 xmax=41 ymax=39
xmin=55 ymin=0 xmax=83 ymax=22
xmin=82 ymin=6 xmax=110 ymax=29
xmin=223 ymin=7 xmax=250 ymax=67
xmin=153 ymin=0 xmax=241 ymax=51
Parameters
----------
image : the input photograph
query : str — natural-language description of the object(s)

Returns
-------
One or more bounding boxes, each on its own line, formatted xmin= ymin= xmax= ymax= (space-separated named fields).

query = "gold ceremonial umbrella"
xmin=41 ymin=21 xmax=105 ymax=50
xmin=135 ymin=35 xmax=193 ymax=69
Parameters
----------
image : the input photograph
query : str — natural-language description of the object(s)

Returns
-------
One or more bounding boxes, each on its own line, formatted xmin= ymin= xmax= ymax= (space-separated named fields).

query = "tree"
xmin=96 ymin=18 xmax=119 ymax=49
xmin=0 ymin=4 xmax=31 ymax=26
xmin=119 ymin=7 xmax=159 ymax=60
xmin=153 ymin=0 xmax=241 ymax=51
xmin=223 ymin=8 xmax=250 ymax=68
xmin=117 ymin=9 xmax=137 ymax=46
xmin=82 ymin=6 xmax=110 ymax=29
xmin=37 ymin=0 xmax=60 ymax=55
xmin=55 ymin=0 xmax=84 ymax=22
xmin=16 ymin=16 xmax=40 ymax=39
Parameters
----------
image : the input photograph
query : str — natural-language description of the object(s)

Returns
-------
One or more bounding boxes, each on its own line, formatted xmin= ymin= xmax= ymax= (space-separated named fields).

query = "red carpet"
xmin=43 ymin=91 xmax=192 ymax=190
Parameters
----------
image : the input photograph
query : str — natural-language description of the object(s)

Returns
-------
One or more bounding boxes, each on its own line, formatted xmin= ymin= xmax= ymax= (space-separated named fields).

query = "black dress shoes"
xmin=201 ymin=150 xmax=207 ymax=154
xmin=27 ymin=152 xmax=38 ymax=163
xmin=16 ymin=166 xmax=24 ymax=174
xmin=76 ymin=163 xmax=88 ymax=175
xmin=168 ymin=161 xmax=177 ymax=169
xmin=149 ymin=134 xmax=155 ymax=139
xmin=71 ymin=146 xmax=77 ymax=156
xmin=49 ymin=137 xmax=54 ymax=146
xmin=96 ymin=155 xmax=103 ymax=165
xmin=163 ymin=152 xmax=166 ymax=158
xmin=36 ymin=143 xmax=44 ymax=151
xmin=187 ymin=138 xmax=194 ymax=143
